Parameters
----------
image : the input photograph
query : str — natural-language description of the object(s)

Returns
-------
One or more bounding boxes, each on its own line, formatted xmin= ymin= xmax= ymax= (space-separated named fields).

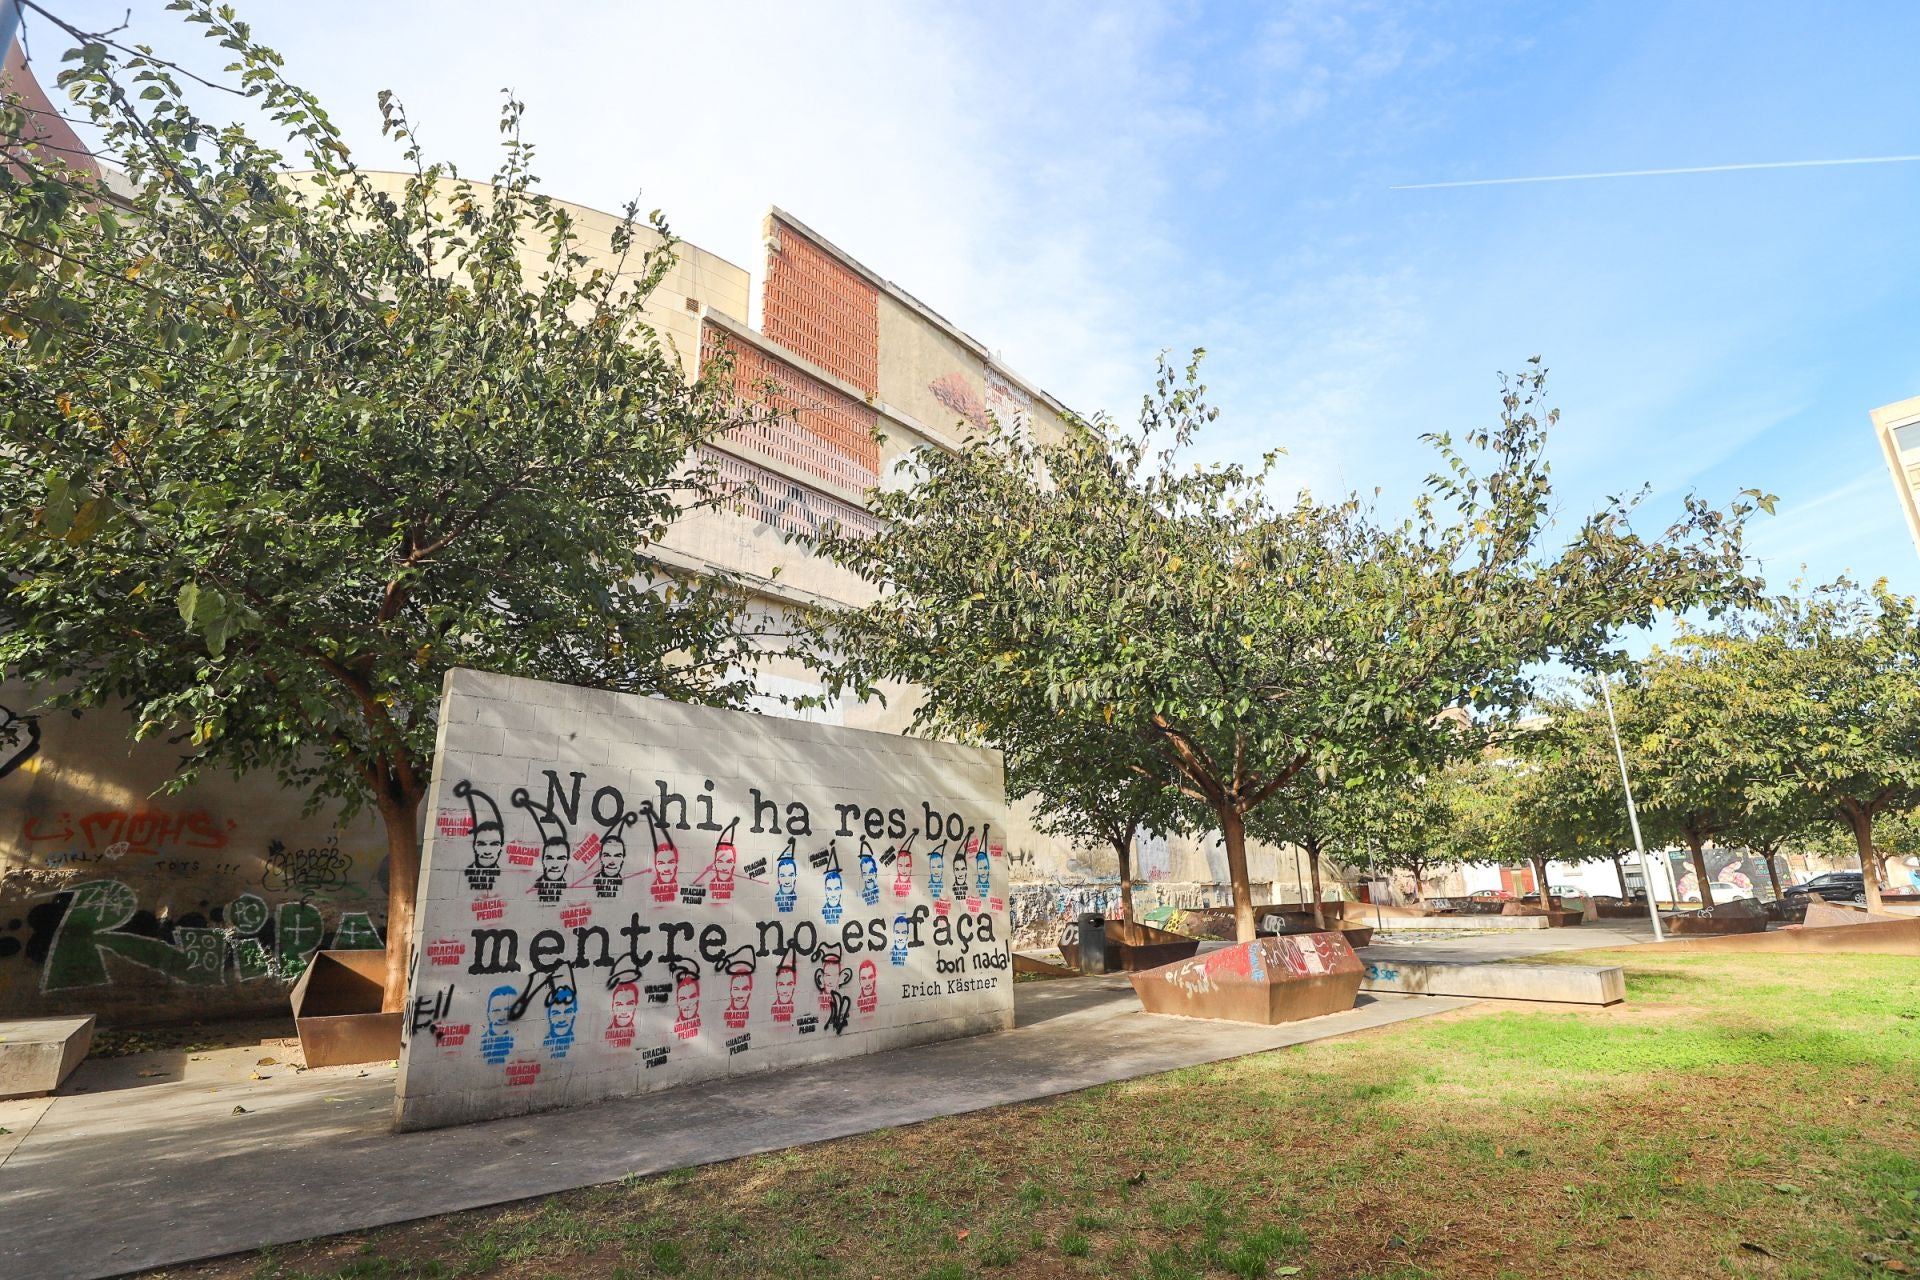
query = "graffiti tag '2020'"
xmin=393 ymin=671 xmax=1013 ymax=1131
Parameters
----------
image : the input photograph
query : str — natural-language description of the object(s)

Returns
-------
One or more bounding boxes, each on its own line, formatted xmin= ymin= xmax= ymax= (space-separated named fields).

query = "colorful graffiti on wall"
xmin=0 ymin=704 xmax=41 ymax=780
xmin=1005 ymin=878 xmax=1232 ymax=948
xmin=19 ymin=804 xmax=241 ymax=874
xmin=407 ymin=772 xmax=1005 ymax=1067
xmin=395 ymin=675 xmax=1014 ymax=1130
xmin=17 ymin=879 xmax=382 ymax=992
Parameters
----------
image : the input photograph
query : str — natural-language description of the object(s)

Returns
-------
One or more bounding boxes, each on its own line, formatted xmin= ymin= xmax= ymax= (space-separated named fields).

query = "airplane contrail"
xmin=1392 ymin=154 xmax=1920 ymax=190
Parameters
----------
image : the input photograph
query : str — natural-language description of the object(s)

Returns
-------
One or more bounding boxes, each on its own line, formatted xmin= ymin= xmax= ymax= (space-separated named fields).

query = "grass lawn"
xmin=164 ymin=950 xmax=1919 ymax=1280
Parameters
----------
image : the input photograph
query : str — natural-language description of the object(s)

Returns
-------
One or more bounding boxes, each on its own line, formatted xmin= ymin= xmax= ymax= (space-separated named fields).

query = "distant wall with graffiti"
xmin=0 ymin=680 xmax=387 ymax=1025
xmin=998 ymin=814 xmax=1294 ymax=948
xmin=394 ymin=670 xmax=1012 ymax=1131
xmin=1007 ymin=880 xmax=1255 ymax=949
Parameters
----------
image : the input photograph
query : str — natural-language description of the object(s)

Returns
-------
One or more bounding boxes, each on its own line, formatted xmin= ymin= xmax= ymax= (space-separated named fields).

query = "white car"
xmin=1684 ymin=882 xmax=1755 ymax=902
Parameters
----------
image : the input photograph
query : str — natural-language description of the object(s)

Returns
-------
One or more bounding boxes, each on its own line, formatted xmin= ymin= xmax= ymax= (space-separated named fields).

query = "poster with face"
xmin=606 ymin=981 xmax=639 ymax=1047
xmin=395 ymin=670 xmax=1013 ymax=1132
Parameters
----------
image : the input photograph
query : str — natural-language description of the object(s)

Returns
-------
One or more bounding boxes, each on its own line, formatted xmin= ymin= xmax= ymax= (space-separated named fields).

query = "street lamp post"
xmin=1597 ymin=673 xmax=1664 ymax=942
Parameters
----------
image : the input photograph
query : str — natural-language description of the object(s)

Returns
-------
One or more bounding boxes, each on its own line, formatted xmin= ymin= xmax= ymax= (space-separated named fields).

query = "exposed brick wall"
xmin=700 ymin=447 xmax=884 ymax=539
xmin=703 ymin=324 xmax=879 ymax=495
xmin=761 ymin=217 xmax=879 ymax=396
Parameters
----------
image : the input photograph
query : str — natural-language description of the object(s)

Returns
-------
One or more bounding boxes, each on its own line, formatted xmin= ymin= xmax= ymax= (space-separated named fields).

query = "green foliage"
xmin=1602 ymin=644 xmax=1758 ymax=861
xmin=0 ymin=4 xmax=767 ymax=986
xmin=817 ymin=354 xmax=1765 ymax=936
xmin=1541 ymin=646 xmax=1764 ymax=906
xmin=1724 ymin=579 xmax=1920 ymax=907
xmin=1329 ymin=764 xmax=1476 ymax=899
xmin=1008 ymin=712 xmax=1191 ymax=874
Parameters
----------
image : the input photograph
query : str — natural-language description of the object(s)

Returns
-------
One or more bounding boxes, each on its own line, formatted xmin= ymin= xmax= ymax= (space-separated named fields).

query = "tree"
xmin=1730 ymin=580 xmax=1920 ymax=913
xmin=1434 ymin=746 xmax=1607 ymax=910
xmin=1721 ymin=789 xmax=1827 ymax=902
xmin=1008 ymin=716 xmax=1191 ymax=944
xmin=1322 ymin=769 xmax=1461 ymax=906
xmin=0 ymin=4 xmax=767 ymax=1004
xmin=1867 ymin=808 xmax=1920 ymax=897
xmin=1252 ymin=773 xmax=1381 ymax=928
xmin=1583 ymin=641 xmax=1769 ymax=910
xmin=818 ymin=355 xmax=1769 ymax=942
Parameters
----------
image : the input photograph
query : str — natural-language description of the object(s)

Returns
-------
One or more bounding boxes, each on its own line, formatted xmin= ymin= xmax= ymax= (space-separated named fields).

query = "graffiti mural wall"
xmin=0 ymin=682 xmax=387 ymax=1024
xmin=393 ymin=669 xmax=1012 ymax=1131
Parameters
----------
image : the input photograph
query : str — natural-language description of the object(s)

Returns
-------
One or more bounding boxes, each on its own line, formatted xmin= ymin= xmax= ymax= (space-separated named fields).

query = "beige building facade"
xmin=0 ymin=182 xmax=1281 ymax=1025
xmin=1872 ymin=395 xmax=1920 ymax=559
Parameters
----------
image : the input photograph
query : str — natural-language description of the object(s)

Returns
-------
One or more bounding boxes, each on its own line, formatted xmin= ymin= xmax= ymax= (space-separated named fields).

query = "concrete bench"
xmin=0 ymin=1016 xmax=94 ymax=1099
xmin=1359 ymin=959 xmax=1625 ymax=1005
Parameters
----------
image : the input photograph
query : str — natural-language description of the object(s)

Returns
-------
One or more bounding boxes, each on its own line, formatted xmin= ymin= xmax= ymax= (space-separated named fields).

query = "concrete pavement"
xmin=0 ymin=977 xmax=1472 ymax=1280
xmin=1358 ymin=921 xmax=1655 ymax=963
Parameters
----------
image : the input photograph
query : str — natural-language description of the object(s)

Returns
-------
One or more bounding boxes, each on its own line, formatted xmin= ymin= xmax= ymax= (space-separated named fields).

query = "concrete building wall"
xmin=0 ymin=681 xmax=386 ymax=1025
xmin=0 ymin=181 xmax=1255 ymax=1022
xmin=1872 ymin=394 xmax=1920 ymax=560
xmin=345 ymin=172 xmax=754 ymax=379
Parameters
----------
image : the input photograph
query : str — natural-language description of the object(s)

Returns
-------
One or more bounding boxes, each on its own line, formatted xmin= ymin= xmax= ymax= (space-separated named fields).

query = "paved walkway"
xmin=1 ymin=978 xmax=1471 ymax=1279
xmin=1360 ymin=921 xmax=1655 ymax=963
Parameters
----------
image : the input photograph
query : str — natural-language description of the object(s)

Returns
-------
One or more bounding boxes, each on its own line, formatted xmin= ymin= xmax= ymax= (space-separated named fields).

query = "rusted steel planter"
xmin=1012 ymin=952 xmax=1076 ymax=979
xmin=291 ymin=949 xmax=402 ymax=1067
xmin=1662 ymin=902 xmax=1769 ymax=935
xmin=1159 ymin=906 xmax=1374 ymax=951
xmin=1156 ymin=905 xmax=1268 ymax=941
xmin=1059 ymin=920 xmax=1200 ymax=974
xmin=1501 ymin=902 xmax=1584 ymax=927
xmin=1803 ymin=901 xmax=1908 ymax=928
xmin=1130 ymin=934 xmax=1363 ymax=1024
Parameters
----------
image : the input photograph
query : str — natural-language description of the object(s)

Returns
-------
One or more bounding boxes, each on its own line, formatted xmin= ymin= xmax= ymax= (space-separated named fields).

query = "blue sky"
xmin=27 ymin=0 xmax=1920 ymax=602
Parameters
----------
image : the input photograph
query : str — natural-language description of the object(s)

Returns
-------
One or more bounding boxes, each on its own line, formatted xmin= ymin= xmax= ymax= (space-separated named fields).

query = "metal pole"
xmin=1598 ymin=673 xmax=1664 ymax=942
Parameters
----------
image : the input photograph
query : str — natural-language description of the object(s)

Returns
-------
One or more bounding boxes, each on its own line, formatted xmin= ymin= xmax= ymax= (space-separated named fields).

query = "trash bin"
xmin=1077 ymin=912 xmax=1108 ymax=974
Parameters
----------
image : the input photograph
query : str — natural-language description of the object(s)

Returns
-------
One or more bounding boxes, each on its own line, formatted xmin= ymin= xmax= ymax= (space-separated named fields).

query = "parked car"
xmin=1549 ymin=885 xmax=1590 ymax=901
xmin=1467 ymin=889 xmax=1513 ymax=901
xmin=1783 ymin=871 xmax=1868 ymax=905
xmin=1683 ymin=881 xmax=1755 ymax=903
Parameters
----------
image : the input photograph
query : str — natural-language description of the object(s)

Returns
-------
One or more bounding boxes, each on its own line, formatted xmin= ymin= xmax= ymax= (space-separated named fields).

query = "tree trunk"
xmin=1532 ymin=856 xmax=1553 ymax=909
xmin=1219 ymin=806 xmax=1257 ymax=944
xmin=1841 ymin=803 xmax=1886 ymax=913
xmin=1762 ymin=847 xmax=1785 ymax=902
xmin=1687 ymin=835 xmax=1716 ymax=910
xmin=1612 ymin=853 xmax=1630 ymax=898
xmin=376 ymin=791 xmax=425 ymax=1012
xmin=1307 ymin=843 xmax=1327 ymax=930
xmin=1114 ymin=836 xmax=1139 ymax=946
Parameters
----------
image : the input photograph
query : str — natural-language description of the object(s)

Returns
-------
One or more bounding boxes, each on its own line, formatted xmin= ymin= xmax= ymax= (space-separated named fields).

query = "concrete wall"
xmin=0 ymin=682 xmax=386 ymax=1025
xmin=393 ymin=670 xmax=1012 ymax=1130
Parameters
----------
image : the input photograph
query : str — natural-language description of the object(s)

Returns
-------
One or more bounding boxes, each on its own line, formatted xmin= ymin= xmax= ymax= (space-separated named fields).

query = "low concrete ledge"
xmin=0 ymin=1015 xmax=95 ymax=1099
xmin=1370 ymin=914 xmax=1550 ymax=932
xmin=1359 ymin=959 xmax=1625 ymax=1006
